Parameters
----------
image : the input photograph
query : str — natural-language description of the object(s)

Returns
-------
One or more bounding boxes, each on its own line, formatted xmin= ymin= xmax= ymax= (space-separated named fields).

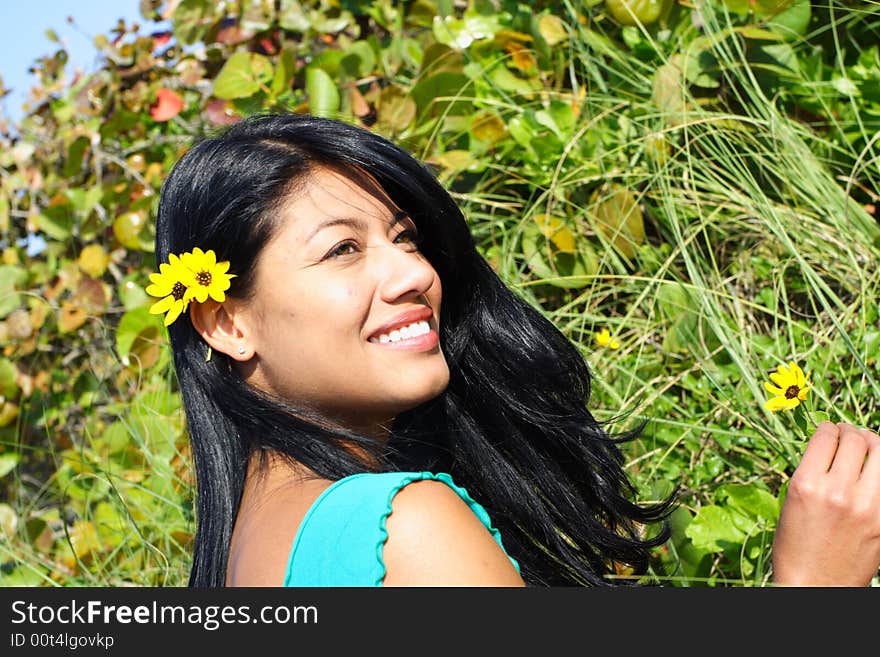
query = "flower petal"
xmin=765 ymin=396 xmax=788 ymax=412
xmin=149 ymin=296 xmax=175 ymax=314
xmin=769 ymin=371 xmax=791 ymax=388
xmin=780 ymin=396 xmax=800 ymax=410
xmin=764 ymin=382 xmax=785 ymax=395
xmin=191 ymin=286 xmax=209 ymax=303
xmin=163 ymin=300 xmax=186 ymax=326
xmin=146 ymin=283 xmax=170 ymax=298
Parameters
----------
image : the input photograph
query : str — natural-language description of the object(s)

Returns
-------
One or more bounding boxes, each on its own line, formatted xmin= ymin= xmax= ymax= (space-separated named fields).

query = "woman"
xmin=150 ymin=112 xmax=880 ymax=587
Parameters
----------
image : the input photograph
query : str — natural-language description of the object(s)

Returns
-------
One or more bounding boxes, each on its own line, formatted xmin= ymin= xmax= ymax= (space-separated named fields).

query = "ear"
xmin=189 ymin=298 xmax=254 ymax=361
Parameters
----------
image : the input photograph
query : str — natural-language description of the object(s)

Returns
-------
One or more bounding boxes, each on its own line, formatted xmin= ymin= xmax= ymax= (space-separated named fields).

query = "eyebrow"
xmin=305 ymin=210 xmax=411 ymax=244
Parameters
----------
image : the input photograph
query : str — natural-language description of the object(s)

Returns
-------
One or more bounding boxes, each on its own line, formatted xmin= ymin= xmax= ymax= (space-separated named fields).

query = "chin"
xmin=389 ymin=370 xmax=450 ymax=413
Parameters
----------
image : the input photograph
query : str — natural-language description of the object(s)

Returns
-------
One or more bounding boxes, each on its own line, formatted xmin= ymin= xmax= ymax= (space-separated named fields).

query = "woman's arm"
xmin=771 ymin=421 xmax=880 ymax=586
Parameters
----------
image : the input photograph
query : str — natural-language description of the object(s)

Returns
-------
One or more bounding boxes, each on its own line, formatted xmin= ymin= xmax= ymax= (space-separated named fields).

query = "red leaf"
xmin=152 ymin=31 xmax=172 ymax=50
xmin=205 ymin=99 xmax=242 ymax=126
xmin=150 ymin=88 xmax=184 ymax=122
xmin=258 ymin=38 xmax=277 ymax=55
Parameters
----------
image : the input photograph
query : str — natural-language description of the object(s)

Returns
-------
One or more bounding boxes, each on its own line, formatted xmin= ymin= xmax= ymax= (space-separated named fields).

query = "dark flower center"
xmin=785 ymin=385 xmax=800 ymax=399
xmin=195 ymin=270 xmax=212 ymax=286
xmin=171 ymin=281 xmax=187 ymax=301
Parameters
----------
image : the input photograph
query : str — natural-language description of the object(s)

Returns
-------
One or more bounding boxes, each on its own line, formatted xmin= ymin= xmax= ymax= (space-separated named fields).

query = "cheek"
xmin=322 ymin=284 xmax=371 ymax=325
xmin=429 ymin=274 xmax=442 ymax=308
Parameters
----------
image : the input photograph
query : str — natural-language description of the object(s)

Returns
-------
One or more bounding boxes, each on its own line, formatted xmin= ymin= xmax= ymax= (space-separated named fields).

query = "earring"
xmin=238 ymin=346 xmax=246 ymax=355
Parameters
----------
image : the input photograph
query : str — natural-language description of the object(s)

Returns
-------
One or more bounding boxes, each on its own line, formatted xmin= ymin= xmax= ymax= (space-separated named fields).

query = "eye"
xmin=326 ymin=240 xmax=359 ymax=259
xmin=395 ymin=229 xmax=422 ymax=249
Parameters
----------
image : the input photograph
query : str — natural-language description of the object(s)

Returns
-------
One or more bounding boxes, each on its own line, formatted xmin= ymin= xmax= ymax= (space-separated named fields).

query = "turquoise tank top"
xmin=283 ymin=471 xmax=521 ymax=586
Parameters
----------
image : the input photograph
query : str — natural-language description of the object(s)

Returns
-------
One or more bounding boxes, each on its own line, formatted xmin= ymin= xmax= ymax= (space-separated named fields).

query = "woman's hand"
xmin=771 ymin=421 xmax=880 ymax=586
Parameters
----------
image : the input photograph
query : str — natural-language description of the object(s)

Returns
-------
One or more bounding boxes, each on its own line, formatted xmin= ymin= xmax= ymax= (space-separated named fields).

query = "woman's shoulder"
xmin=226 ymin=472 xmax=334 ymax=586
xmin=285 ymin=471 xmax=523 ymax=586
xmin=380 ymin=474 xmax=525 ymax=586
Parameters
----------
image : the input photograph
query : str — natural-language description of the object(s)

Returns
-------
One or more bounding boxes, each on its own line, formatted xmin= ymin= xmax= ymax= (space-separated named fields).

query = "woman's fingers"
xmin=855 ymin=429 xmax=880 ymax=502
xmin=796 ymin=421 xmax=840 ymax=475
xmin=828 ymin=423 xmax=870 ymax=485
xmin=772 ymin=422 xmax=880 ymax=586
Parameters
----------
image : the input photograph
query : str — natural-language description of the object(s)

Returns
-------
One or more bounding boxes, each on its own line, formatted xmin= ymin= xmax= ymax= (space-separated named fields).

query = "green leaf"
xmin=0 ymin=265 xmax=26 ymax=318
xmin=684 ymin=44 xmax=720 ymax=89
xmin=433 ymin=13 xmax=501 ymax=48
xmin=92 ymin=501 xmax=128 ymax=549
xmin=279 ymin=0 xmax=310 ymax=32
xmin=666 ymin=507 xmax=714 ymax=581
xmin=305 ymin=66 xmax=340 ymax=118
xmin=490 ymin=65 xmax=537 ymax=97
xmin=172 ymin=0 xmax=213 ymax=45
xmin=410 ymin=72 xmax=471 ymax=117
xmin=376 ymin=86 xmax=417 ymax=133
xmin=213 ymin=52 xmax=274 ymax=100
xmin=341 ymin=41 xmax=377 ymax=80
xmin=0 ymin=193 xmax=8 ymax=232
xmin=0 ymin=358 xmax=18 ymax=398
xmin=652 ymin=56 xmax=688 ymax=126
xmin=240 ymin=0 xmax=274 ymax=32
xmin=116 ymin=306 xmax=163 ymax=365
xmin=37 ymin=208 xmax=74 ymax=241
xmin=419 ymin=43 xmax=464 ymax=77
xmin=685 ymin=505 xmax=746 ymax=552
xmin=589 ymin=184 xmax=645 ymax=261
xmin=537 ymin=14 xmax=568 ymax=46
xmin=764 ymin=0 xmax=812 ymax=41
xmin=62 ymin=136 xmax=91 ymax=178
xmin=792 ymin=404 xmax=809 ymax=438
xmin=0 ymin=453 xmax=19 ymax=478
xmin=94 ymin=420 xmax=136 ymax=457
xmin=720 ymin=0 xmax=752 ymax=13
xmin=0 ymin=566 xmax=45 ymax=586
xmin=521 ymin=223 xmax=598 ymax=289
xmin=272 ymin=50 xmax=297 ymax=98
xmin=118 ymin=275 xmax=150 ymax=311
xmin=718 ymin=484 xmax=780 ymax=524
xmin=811 ymin=410 xmax=831 ymax=426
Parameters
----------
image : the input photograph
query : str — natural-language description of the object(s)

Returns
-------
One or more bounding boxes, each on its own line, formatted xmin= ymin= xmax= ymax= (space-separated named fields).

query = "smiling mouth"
xmin=367 ymin=319 xmax=440 ymax=351
xmin=369 ymin=320 xmax=431 ymax=344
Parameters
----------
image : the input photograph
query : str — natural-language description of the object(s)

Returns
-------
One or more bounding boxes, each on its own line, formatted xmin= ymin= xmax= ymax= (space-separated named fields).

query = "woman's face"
xmin=236 ymin=166 xmax=449 ymax=435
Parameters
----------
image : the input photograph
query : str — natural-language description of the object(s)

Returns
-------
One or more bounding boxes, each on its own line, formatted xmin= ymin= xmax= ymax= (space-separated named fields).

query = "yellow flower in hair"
xmin=764 ymin=361 xmax=811 ymax=412
xmin=180 ymin=247 xmax=235 ymax=303
xmin=146 ymin=253 xmax=194 ymax=326
xmin=595 ymin=328 xmax=620 ymax=350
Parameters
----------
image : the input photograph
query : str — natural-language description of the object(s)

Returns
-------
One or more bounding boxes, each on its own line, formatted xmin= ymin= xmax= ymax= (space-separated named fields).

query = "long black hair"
xmin=155 ymin=112 xmax=675 ymax=587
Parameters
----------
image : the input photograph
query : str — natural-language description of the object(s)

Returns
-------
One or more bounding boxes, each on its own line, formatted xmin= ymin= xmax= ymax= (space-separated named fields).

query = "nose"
xmin=375 ymin=241 xmax=437 ymax=303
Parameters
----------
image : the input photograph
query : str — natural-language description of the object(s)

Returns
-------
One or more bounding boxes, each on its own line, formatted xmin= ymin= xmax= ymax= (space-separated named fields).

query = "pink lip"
xmin=367 ymin=306 xmax=435 ymax=341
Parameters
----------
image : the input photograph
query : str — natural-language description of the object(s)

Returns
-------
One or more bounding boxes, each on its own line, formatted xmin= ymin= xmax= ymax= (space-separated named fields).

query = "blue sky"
xmin=0 ymin=1 xmax=156 ymax=124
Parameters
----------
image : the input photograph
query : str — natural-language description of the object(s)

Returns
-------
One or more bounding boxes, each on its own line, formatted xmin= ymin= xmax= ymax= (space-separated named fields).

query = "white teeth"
xmin=369 ymin=320 xmax=431 ymax=344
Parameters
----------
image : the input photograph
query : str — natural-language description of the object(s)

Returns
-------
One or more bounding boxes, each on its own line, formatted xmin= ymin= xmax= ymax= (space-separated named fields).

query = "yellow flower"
xmin=595 ymin=328 xmax=620 ymax=350
xmin=146 ymin=253 xmax=193 ymax=326
xmin=764 ymin=361 xmax=812 ymax=412
xmin=180 ymin=247 xmax=235 ymax=303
